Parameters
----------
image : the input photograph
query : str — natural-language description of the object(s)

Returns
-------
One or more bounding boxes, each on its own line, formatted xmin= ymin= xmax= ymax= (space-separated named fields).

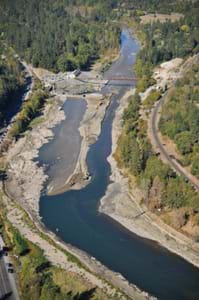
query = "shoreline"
xmin=5 ymin=96 xmax=66 ymax=218
xmin=5 ymin=90 xmax=112 ymax=215
xmin=3 ymin=150 xmax=155 ymax=300
xmin=3 ymin=31 xmax=199 ymax=298
xmin=1 ymin=85 xmax=154 ymax=299
xmin=48 ymin=92 xmax=113 ymax=195
xmin=2 ymin=182 xmax=154 ymax=300
xmin=99 ymin=88 xmax=199 ymax=269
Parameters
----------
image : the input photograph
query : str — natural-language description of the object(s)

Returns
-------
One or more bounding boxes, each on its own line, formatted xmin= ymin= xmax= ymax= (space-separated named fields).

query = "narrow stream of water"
xmin=39 ymin=29 xmax=199 ymax=300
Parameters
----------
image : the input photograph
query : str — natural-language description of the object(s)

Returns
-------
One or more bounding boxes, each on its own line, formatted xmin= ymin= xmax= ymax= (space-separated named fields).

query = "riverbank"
xmin=99 ymin=85 xmax=199 ymax=269
xmin=1 ymin=183 xmax=154 ymax=300
xmin=2 ymin=89 xmax=156 ymax=299
xmin=48 ymin=93 xmax=112 ymax=195
xmin=5 ymin=87 xmax=113 ymax=214
xmin=2 ymin=30 xmax=154 ymax=299
xmin=5 ymin=97 xmax=65 ymax=218
xmin=3 ymin=88 xmax=156 ymax=299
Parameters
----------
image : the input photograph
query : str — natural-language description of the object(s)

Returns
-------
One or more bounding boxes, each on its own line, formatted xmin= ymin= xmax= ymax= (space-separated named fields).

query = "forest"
xmin=0 ymin=41 xmax=25 ymax=128
xmin=117 ymin=92 xmax=199 ymax=212
xmin=116 ymin=1 xmax=199 ymax=233
xmin=118 ymin=0 xmax=191 ymax=12
xmin=160 ymin=61 xmax=199 ymax=178
xmin=133 ymin=1 xmax=199 ymax=92
xmin=2 ymin=0 xmax=194 ymax=73
xmin=0 ymin=0 xmax=199 ymax=298
xmin=0 ymin=0 xmax=120 ymax=72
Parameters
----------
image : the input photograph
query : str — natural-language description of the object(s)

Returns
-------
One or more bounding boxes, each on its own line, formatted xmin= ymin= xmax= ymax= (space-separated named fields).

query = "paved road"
xmin=0 ymin=236 xmax=20 ymax=300
xmin=0 ymin=256 xmax=12 ymax=299
xmin=151 ymin=90 xmax=199 ymax=191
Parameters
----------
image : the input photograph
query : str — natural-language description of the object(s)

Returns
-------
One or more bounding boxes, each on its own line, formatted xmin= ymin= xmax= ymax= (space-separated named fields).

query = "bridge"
xmin=76 ymin=76 xmax=137 ymax=87
xmin=105 ymin=77 xmax=137 ymax=81
xmin=78 ymin=77 xmax=137 ymax=81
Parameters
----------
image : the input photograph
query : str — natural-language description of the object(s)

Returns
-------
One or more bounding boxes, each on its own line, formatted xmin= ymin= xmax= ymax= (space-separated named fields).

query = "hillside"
xmin=116 ymin=1 xmax=199 ymax=238
xmin=0 ymin=1 xmax=199 ymax=299
xmin=0 ymin=0 xmax=120 ymax=72
xmin=159 ymin=61 xmax=199 ymax=178
xmin=0 ymin=41 xmax=25 ymax=129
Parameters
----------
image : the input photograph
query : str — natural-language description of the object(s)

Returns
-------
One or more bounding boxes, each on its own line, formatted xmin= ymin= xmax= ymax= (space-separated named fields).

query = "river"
xmin=39 ymin=29 xmax=199 ymax=300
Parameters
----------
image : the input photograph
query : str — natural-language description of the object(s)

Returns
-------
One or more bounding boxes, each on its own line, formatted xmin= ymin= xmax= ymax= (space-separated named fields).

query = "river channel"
xmin=39 ymin=29 xmax=199 ymax=300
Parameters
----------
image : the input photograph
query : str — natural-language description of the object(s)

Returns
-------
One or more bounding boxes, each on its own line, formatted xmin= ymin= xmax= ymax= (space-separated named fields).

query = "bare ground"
xmin=99 ymin=86 xmax=199 ymax=268
xmin=49 ymin=93 xmax=113 ymax=195
xmin=1 ymin=183 xmax=153 ymax=300
xmin=3 ymin=89 xmax=156 ymax=298
xmin=140 ymin=13 xmax=183 ymax=24
xmin=5 ymin=97 xmax=65 ymax=218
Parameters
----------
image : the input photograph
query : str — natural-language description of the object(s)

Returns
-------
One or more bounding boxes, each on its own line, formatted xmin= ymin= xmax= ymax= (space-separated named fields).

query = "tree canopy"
xmin=0 ymin=0 xmax=120 ymax=72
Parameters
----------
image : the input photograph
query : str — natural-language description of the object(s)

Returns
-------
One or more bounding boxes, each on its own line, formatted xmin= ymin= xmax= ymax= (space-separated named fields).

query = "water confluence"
xmin=39 ymin=29 xmax=199 ymax=300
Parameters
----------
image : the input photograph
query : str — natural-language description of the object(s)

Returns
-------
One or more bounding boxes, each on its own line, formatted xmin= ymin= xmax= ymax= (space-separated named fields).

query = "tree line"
xmin=0 ymin=41 xmax=25 ymax=128
xmin=160 ymin=60 xmax=199 ymax=178
xmin=133 ymin=1 xmax=199 ymax=92
xmin=117 ymin=93 xmax=199 ymax=211
xmin=117 ymin=1 xmax=199 ymax=231
xmin=0 ymin=0 xmax=121 ymax=72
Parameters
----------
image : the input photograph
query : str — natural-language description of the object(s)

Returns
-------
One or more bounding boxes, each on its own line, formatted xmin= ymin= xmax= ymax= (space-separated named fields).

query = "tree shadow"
xmin=74 ymin=287 xmax=97 ymax=300
xmin=0 ymin=170 xmax=7 ymax=181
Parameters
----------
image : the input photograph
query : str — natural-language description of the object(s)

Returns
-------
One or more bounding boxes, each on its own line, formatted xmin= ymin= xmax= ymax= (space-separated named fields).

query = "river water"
xmin=39 ymin=29 xmax=199 ymax=300
xmin=39 ymin=98 xmax=87 ymax=193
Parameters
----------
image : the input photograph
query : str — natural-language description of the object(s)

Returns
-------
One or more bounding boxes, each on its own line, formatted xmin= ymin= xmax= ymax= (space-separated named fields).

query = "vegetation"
xmin=116 ymin=1 xmax=199 ymax=234
xmin=143 ymin=89 xmax=161 ymax=109
xmin=159 ymin=61 xmax=199 ymax=177
xmin=132 ymin=1 xmax=199 ymax=92
xmin=9 ymin=81 xmax=49 ymax=138
xmin=118 ymin=0 xmax=191 ymax=14
xmin=117 ymin=93 xmax=199 ymax=212
xmin=0 ymin=200 xmax=108 ymax=300
xmin=0 ymin=0 xmax=120 ymax=72
xmin=13 ymin=228 xmax=29 ymax=255
xmin=0 ymin=0 xmax=199 ymax=296
xmin=0 ymin=40 xmax=25 ymax=128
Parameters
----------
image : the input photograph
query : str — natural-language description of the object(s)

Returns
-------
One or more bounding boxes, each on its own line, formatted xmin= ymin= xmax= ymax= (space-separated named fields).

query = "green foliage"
xmin=0 ymin=215 xmax=106 ymax=300
xmin=138 ymin=2 xmax=199 ymax=65
xmin=162 ymin=177 xmax=187 ymax=208
xmin=160 ymin=61 xmax=199 ymax=175
xmin=0 ymin=40 xmax=25 ymax=128
xmin=118 ymin=0 xmax=191 ymax=14
xmin=119 ymin=92 xmax=199 ymax=210
xmin=13 ymin=229 xmax=29 ymax=255
xmin=10 ymin=89 xmax=48 ymax=137
xmin=118 ymin=65 xmax=199 ymax=211
xmin=17 ymin=236 xmax=94 ymax=300
xmin=134 ymin=58 xmax=155 ymax=92
xmin=19 ymin=242 xmax=73 ymax=300
xmin=143 ymin=156 xmax=171 ymax=182
xmin=0 ymin=0 xmax=120 ymax=72
xmin=191 ymin=155 xmax=199 ymax=178
xmin=162 ymin=177 xmax=199 ymax=209
xmin=133 ymin=2 xmax=199 ymax=91
xmin=117 ymin=92 xmax=152 ymax=177
xmin=175 ymin=131 xmax=192 ymax=155
xmin=143 ymin=89 xmax=161 ymax=108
